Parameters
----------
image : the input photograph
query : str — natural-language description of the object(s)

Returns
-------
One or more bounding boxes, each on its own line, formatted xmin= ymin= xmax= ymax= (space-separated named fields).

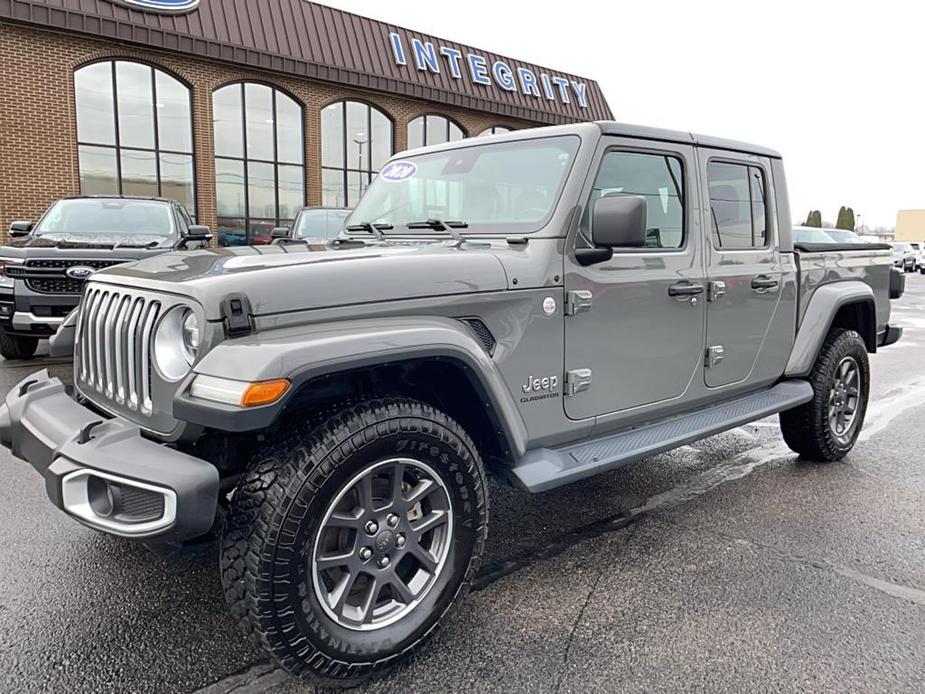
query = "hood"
xmin=91 ymin=242 xmax=510 ymax=319
xmin=5 ymin=232 xmax=173 ymax=250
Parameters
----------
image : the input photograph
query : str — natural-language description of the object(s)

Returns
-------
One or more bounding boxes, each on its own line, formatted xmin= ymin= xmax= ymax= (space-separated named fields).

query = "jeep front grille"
xmin=77 ymin=287 xmax=161 ymax=414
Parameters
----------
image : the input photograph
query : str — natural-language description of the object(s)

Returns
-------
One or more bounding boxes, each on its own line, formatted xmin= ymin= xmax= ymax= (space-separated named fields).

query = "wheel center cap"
xmin=375 ymin=529 xmax=396 ymax=555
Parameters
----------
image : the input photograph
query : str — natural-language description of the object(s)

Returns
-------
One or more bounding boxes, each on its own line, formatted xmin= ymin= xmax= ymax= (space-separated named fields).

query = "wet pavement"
xmin=2 ymin=277 xmax=925 ymax=693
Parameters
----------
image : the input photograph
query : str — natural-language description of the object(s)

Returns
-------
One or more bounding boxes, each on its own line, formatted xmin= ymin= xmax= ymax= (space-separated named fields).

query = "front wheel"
xmin=780 ymin=328 xmax=870 ymax=461
xmin=221 ymin=398 xmax=488 ymax=688
xmin=0 ymin=331 xmax=38 ymax=360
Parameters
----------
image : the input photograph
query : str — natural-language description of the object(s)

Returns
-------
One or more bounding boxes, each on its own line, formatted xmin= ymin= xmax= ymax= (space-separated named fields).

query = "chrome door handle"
xmin=668 ymin=282 xmax=705 ymax=299
xmin=751 ymin=275 xmax=779 ymax=293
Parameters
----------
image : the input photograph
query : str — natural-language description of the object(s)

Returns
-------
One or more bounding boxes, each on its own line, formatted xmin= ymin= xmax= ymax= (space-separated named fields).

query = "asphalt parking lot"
xmin=2 ymin=277 xmax=925 ymax=693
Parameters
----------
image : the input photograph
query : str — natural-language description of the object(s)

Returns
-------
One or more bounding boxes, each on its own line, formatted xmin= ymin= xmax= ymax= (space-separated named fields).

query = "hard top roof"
xmin=595 ymin=122 xmax=782 ymax=158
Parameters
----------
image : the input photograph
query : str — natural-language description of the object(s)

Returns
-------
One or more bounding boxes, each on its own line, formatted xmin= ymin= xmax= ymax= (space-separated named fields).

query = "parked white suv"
xmin=908 ymin=241 xmax=925 ymax=272
xmin=890 ymin=242 xmax=916 ymax=272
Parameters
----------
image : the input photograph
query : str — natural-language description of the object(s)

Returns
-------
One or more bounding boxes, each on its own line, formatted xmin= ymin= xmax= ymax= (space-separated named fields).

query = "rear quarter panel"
xmin=797 ymin=249 xmax=893 ymax=328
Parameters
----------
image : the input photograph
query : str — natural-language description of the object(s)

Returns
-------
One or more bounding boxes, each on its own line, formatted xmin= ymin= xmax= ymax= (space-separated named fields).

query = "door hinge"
xmin=707 ymin=280 xmax=726 ymax=302
xmin=705 ymin=345 xmax=725 ymax=368
xmin=565 ymin=368 xmax=592 ymax=396
xmin=565 ymin=290 xmax=593 ymax=316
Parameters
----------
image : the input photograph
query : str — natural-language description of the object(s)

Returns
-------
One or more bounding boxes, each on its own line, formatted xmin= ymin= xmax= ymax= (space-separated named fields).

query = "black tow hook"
xmin=18 ymin=379 xmax=39 ymax=397
xmin=77 ymin=420 xmax=105 ymax=445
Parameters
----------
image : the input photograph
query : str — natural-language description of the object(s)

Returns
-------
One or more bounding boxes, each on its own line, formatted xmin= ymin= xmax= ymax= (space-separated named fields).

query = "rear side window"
xmin=708 ymin=161 xmax=768 ymax=249
xmin=583 ymin=151 xmax=685 ymax=250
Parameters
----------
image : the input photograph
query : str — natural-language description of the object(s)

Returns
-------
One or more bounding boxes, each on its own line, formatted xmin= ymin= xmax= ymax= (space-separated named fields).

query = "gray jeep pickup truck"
xmin=0 ymin=122 xmax=903 ymax=687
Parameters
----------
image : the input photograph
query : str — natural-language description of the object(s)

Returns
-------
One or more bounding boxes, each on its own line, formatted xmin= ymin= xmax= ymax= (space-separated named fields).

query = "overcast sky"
xmin=322 ymin=0 xmax=922 ymax=230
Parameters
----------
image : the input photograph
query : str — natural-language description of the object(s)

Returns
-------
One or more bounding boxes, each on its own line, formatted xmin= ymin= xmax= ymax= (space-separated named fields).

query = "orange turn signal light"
xmin=240 ymin=379 xmax=290 ymax=407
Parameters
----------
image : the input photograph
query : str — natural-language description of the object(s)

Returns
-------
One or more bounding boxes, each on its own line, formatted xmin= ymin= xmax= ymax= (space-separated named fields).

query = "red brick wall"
xmin=0 ymin=22 xmax=536 ymax=242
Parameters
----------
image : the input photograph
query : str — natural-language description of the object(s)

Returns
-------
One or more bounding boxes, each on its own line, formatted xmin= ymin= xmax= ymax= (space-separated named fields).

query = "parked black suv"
xmin=0 ymin=196 xmax=210 ymax=360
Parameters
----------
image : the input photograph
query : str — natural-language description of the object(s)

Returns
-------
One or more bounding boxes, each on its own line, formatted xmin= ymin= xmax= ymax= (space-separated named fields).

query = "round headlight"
xmin=153 ymin=308 xmax=200 ymax=381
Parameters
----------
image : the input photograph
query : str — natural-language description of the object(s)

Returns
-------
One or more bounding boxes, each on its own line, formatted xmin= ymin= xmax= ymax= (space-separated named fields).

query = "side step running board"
xmin=511 ymin=380 xmax=813 ymax=493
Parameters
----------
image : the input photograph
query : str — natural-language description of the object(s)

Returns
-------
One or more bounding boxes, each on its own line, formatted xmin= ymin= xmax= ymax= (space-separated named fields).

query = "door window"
xmin=582 ymin=151 xmax=685 ymax=249
xmin=708 ymin=162 xmax=768 ymax=249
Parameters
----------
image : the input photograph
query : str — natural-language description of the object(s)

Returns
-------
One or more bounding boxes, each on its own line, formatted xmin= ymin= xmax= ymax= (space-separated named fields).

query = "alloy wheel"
xmin=312 ymin=458 xmax=453 ymax=631
xmin=828 ymin=356 xmax=862 ymax=445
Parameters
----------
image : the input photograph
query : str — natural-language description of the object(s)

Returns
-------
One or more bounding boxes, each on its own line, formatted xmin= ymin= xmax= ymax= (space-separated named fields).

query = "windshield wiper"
xmin=405 ymin=219 xmax=469 ymax=243
xmin=115 ymin=240 xmax=163 ymax=250
xmin=345 ymin=222 xmax=393 ymax=240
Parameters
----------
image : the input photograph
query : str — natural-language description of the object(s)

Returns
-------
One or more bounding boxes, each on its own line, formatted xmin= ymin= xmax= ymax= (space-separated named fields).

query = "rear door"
xmin=564 ymin=138 xmax=705 ymax=421
xmin=700 ymin=152 xmax=784 ymax=388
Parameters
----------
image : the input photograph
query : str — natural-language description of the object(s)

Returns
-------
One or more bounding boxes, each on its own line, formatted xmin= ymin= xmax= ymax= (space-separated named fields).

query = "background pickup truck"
xmin=0 ymin=195 xmax=210 ymax=360
xmin=0 ymin=122 xmax=903 ymax=688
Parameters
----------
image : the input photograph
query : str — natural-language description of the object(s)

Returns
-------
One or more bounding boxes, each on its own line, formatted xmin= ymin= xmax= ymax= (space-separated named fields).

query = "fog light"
xmin=87 ymin=475 xmax=117 ymax=518
xmin=60 ymin=469 xmax=177 ymax=537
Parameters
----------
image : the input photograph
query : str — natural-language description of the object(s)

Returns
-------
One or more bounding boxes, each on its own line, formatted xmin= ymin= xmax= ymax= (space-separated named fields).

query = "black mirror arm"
xmin=574 ymin=247 xmax=614 ymax=267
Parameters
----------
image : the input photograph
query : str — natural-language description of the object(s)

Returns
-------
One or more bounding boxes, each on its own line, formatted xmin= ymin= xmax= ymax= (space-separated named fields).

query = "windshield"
xmin=35 ymin=199 xmax=176 ymax=238
xmin=822 ymin=229 xmax=862 ymax=243
xmin=293 ymin=209 xmax=352 ymax=240
xmin=891 ymin=243 xmax=912 ymax=251
xmin=347 ymin=136 xmax=581 ymax=234
xmin=794 ymin=227 xmax=836 ymax=243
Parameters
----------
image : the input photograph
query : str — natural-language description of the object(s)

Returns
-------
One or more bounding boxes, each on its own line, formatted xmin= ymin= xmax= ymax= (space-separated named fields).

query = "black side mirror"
xmin=592 ymin=195 xmax=647 ymax=248
xmin=576 ymin=196 xmax=648 ymax=266
xmin=9 ymin=221 xmax=32 ymax=237
xmin=185 ymin=224 xmax=212 ymax=241
xmin=270 ymin=227 xmax=291 ymax=240
xmin=176 ymin=224 xmax=212 ymax=249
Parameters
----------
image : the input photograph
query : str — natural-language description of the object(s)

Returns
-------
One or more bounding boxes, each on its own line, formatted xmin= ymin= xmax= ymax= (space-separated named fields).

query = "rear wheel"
xmin=221 ymin=398 xmax=488 ymax=688
xmin=0 ymin=331 xmax=38 ymax=360
xmin=780 ymin=328 xmax=869 ymax=461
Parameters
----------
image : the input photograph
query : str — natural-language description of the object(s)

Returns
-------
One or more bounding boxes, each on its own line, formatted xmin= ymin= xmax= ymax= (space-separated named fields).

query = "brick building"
xmin=0 ymin=0 xmax=611 ymax=245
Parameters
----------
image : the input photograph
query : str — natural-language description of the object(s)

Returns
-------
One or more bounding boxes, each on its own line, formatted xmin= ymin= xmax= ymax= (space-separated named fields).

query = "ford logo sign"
xmin=65 ymin=266 xmax=95 ymax=281
xmin=109 ymin=0 xmax=200 ymax=14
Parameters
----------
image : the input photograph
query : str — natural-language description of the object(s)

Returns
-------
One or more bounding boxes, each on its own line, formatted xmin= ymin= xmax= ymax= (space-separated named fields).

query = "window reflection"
xmin=73 ymin=60 xmax=196 ymax=215
xmin=320 ymin=101 xmax=392 ymax=207
xmin=120 ymin=150 xmax=158 ymax=197
xmin=583 ymin=151 xmax=685 ymax=250
xmin=708 ymin=161 xmax=768 ymax=249
xmin=478 ymin=125 xmax=513 ymax=137
xmin=213 ymin=83 xmax=305 ymax=245
xmin=77 ymin=146 xmax=118 ymax=195
xmin=408 ymin=114 xmax=466 ymax=149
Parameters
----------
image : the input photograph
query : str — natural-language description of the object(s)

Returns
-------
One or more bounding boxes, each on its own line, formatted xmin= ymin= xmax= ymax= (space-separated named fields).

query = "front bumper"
xmin=0 ymin=370 xmax=218 ymax=541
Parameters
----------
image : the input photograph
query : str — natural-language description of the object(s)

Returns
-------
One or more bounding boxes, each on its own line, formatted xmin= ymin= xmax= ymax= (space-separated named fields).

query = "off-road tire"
xmin=0 ymin=332 xmax=38 ymax=360
xmin=220 ymin=398 xmax=489 ymax=688
xmin=780 ymin=328 xmax=869 ymax=461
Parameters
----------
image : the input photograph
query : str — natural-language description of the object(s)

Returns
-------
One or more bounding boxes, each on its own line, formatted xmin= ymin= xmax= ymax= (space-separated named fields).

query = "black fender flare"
xmin=172 ymin=315 xmax=529 ymax=458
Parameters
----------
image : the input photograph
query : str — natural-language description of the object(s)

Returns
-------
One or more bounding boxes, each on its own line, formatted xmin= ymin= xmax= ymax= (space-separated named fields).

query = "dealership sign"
xmin=110 ymin=0 xmax=200 ymax=13
xmin=389 ymin=33 xmax=589 ymax=109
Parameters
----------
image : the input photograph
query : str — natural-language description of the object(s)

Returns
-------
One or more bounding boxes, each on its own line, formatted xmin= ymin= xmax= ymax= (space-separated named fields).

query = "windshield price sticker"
xmin=380 ymin=161 xmax=417 ymax=182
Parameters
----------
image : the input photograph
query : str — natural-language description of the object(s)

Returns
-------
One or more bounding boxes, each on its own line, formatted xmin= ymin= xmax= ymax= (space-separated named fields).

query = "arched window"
xmin=478 ymin=125 xmax=513 ymax=137
xmin=212 ymin=83 xmax=304 ymax=246
xmin=321 ymin=100 xmax=393 ymax=207
xmin=74 ymin=60 xmax=195 ymax=215
xmin=407 ymin=115 xmax=466 ymax=150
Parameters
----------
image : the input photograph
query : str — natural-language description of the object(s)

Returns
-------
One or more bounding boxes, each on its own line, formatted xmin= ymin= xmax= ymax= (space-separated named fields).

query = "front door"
xmin=700 ymin=152 xmax=783 ymax=388
xmin=564 ymin=139 xmax=705 ymax=421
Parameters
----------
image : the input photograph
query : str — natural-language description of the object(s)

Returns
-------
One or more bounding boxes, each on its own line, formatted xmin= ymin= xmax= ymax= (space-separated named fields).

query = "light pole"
xmin=353 ymin=132 xmax=368 ymax=201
